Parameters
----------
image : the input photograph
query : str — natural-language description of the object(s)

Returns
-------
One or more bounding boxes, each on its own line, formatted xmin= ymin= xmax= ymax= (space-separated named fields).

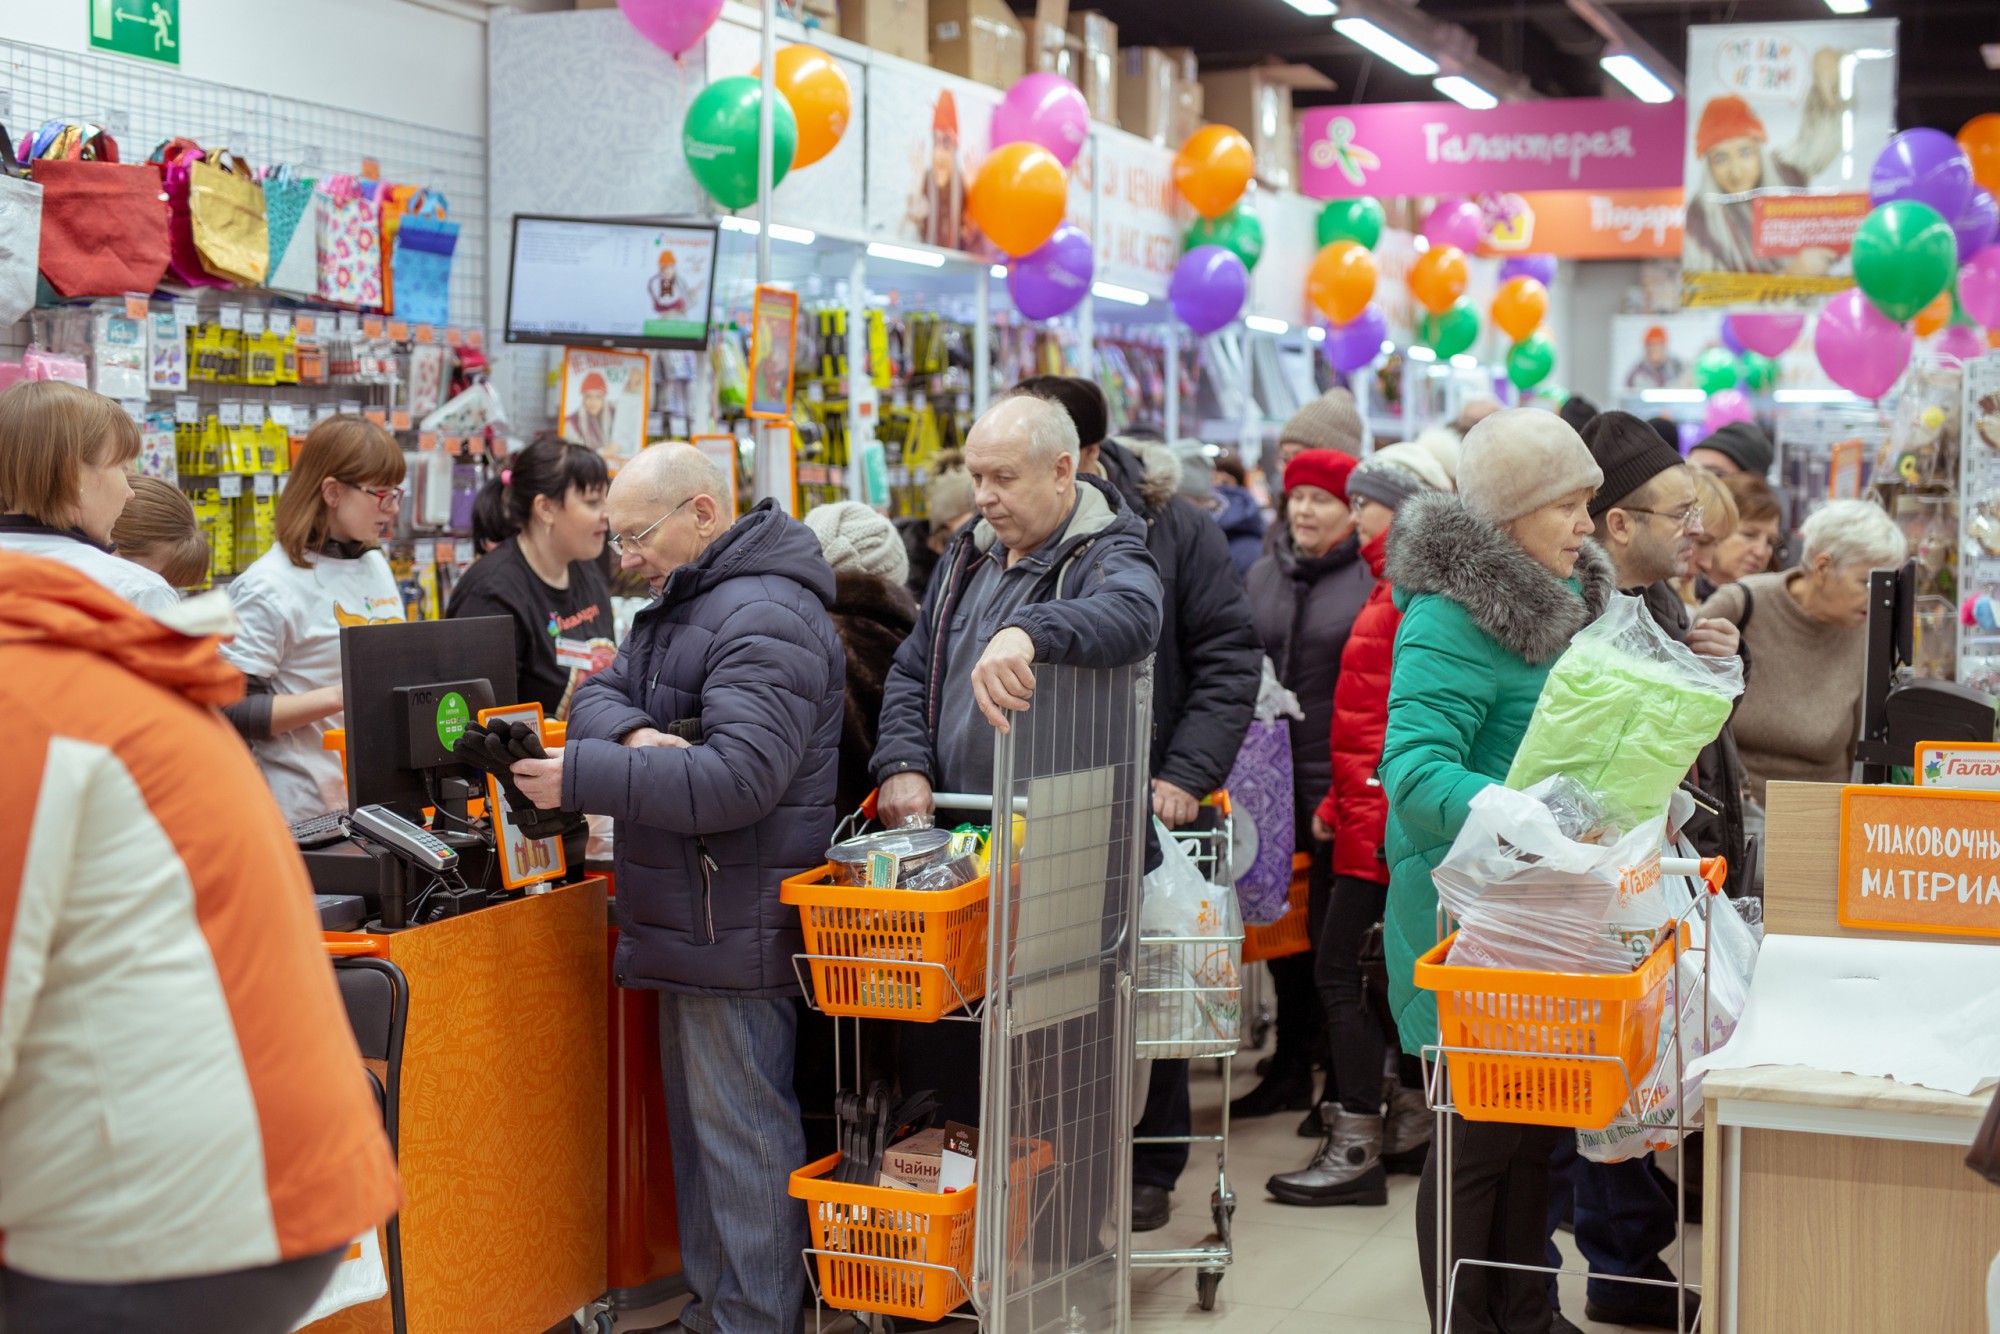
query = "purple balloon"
xmin=990 ymin=73 xmax=1090 ymax=169
xmin=1499 ymin=254 xmax=1557 ymax=287
xmin=1964 ymin=244 xmax=2000 ymax=329
xmin=1422 ymin=197 xmax=1484 ymax=254
xmin=1730 ymin=312 xmax=1806 ymax=358
xmin=1953 ymin=189 xmax=2000 ymax=265
xmin=1006 ymin=223 xmax=1092 ymax=320
xmin=1326 ymin=304 xmax=1388 ymax=374
xmin=1170 ymin=245 xmax=1248 ymax=335
xmin=1720 ymin=316 xmax=1747 ymax=356
xmin=616 ymin=0 xmax=725 ymax=55
xmin=1814 ymin=289 xmax=1913 ymax=400
xmin=1703 ymin=388 xmax=1753 ymax=434
xmin=1938 ymin=324 xmax=1986 ymax=366
xmin=1870 ymin=128 xmax=1975 ymax=221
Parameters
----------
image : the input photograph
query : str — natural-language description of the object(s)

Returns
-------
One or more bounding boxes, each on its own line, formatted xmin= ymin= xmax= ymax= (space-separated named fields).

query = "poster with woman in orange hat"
xmin=559 ymin=347 xmax=649 ymax=460
xmin=1681 ymin=19 xmax=1897 ymax=308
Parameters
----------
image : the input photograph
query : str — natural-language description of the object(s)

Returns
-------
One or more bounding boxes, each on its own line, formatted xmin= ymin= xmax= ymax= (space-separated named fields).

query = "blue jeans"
xmin=1546 ymin=1137 xmax=1680 ymax=1308
xmin=658 ymin=991 xmax=809 ymax=1334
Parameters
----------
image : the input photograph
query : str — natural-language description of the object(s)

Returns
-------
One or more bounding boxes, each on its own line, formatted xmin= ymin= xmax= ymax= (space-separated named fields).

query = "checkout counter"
xmin=1700 ymin=780 xmax=2000 ymax=1333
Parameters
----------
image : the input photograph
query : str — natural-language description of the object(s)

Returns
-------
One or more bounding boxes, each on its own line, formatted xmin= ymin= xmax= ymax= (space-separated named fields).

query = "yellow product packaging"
xmin=255 ymin=419 xmax=290 ymax=473
xmin=243 ymin=331 xmax=282 ymax=386
xmin=277 ymin=332 xmax=299 ymax=384
xmin=216 ymin=329 xmax=244 ymax=384
xmin=188 ymin=325 xmax=225 ymax=383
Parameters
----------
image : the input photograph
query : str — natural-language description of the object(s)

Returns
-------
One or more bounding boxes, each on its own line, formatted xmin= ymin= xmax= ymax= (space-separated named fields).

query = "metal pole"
xmin=847 ymin=248 xmax=867 ymax=501
xmin=756 ymin=0 xmax=776 ymax=284
xmin=1163 ymin=320 xmax=1180 ymax=441
xmin=1079 ymin=291 xmax=1096 ymax=378
xmin=974 ymin=263 xmax=992 ymax=416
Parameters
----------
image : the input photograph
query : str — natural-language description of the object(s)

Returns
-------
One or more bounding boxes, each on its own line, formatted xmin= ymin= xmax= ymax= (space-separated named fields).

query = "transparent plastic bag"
xmin=1138 ymin=820 xmax=1242 ymax=1053
xmin=1506 ymin=594 xmax=1743 ymax=824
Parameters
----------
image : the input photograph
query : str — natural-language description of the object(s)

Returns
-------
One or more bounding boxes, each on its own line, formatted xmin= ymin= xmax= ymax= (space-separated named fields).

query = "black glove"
xmin=453 ymin=721 xmax=571 ymax=840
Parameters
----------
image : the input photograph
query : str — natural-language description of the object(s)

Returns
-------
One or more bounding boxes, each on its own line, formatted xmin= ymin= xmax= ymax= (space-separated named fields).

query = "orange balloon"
xmin=1961 ymin=114 xmax=2000 ymax=197
xmin=1307 ymin=241 xmax=1378 ymax=325
xmin=1410 ymin=245 xmax=1470 ymax=315
xmin=968 ymin=142 xmax=1067 ymax=257
xmin=1490 ymin=276 xmax=1548 ymax=343
xmin=755 ymin=45 xmax=851 ymax=169
xmin=1174 ymin=125 xmax=1255 ymax=220
xmin=1914 ymin=290 xmax=1954 ymax=338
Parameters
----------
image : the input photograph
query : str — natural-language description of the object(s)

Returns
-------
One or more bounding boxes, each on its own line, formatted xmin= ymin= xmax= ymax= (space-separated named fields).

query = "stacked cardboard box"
xmin=1027 ymin=0 xmax=1073 ymax=84
xmin=844 ymin=0 xmax=932 ymax=65
xmin=1200 ymin=65 xmax=1338 ymax=191
xmin=931 ymin=0 xmax=1025 ymax=89
xmin=1067 ymin=11 xmax=1118 ymax=126
xmin=1164 ymin=47 xmax=1204 ymax=145
xmin=1119 ymin=45 xmax=1205 ymax=146
xmin=800 ymin=0 xmax=840 ymax=36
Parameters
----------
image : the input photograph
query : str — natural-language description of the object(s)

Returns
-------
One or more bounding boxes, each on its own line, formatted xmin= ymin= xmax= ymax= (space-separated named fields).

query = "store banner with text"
xmin=1075 ymin=129 xmax=1186 ymax=301
xmin=1478 ymin=190 xmax=1685 ymax=259
xmin=1297 ymin=100 xmax=1684 ymax=200
xmin=1839 ymin=786 xmax=2000 ymax=939
xmin=1681 ymin=18 xmax=1898 ymax=309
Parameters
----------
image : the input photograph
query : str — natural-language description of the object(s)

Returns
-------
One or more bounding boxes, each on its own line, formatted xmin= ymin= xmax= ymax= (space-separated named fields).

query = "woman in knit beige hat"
xmin=803 ymin=502 xmax=919 ymax=815
xmin=1278 ymin=388 xmax=1366 ymax=466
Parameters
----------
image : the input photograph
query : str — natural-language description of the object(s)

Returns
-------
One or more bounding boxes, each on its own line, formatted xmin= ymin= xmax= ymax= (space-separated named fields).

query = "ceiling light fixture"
xmin=1091 ymin=281 xmax=1149 ymax=306
xmin=1245 ymin=315 xmax=1289 ymax=334
xmin=721 ymin=217 xmax=816 ymax=244
xmin=1333 ymin=17 xmax=1439 ymax=76
xmin=1306 ymin=326 xmax=1327 ymax=343
xmin=1774 ymin=388 xmax=1860 ymax=404
xmin=1279 ymin=0 xmax=1339 ymax=14
xmin=1600 ymin=52 xmax=1675 ymax=104
xmin=1433 ymin=75 xmax=1498 ymax=109
xmin=1822 ymin=0 xmax=1869 ymax=13
xmin=1639 ymin=388 xmax=1707 ymax=404
xmin=1406 ymin=345 xmax=1437 ymax=362
xmin=990 ymin=264 xmax=1008 ymax=279
xmin=1450 ymin=353 xmax=1479 ymax=369
xmin=867 ymin=242 xmax=947 ymax=268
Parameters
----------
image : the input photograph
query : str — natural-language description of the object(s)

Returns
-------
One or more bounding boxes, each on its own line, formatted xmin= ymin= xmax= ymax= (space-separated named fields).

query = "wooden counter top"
xmin=1704 ymin=1063 xmax=1991 ymax=1121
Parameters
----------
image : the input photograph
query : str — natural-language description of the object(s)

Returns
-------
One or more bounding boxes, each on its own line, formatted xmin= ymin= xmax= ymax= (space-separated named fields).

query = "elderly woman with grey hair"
xmin=1699 ymin=498 xmax=1908 ymax=801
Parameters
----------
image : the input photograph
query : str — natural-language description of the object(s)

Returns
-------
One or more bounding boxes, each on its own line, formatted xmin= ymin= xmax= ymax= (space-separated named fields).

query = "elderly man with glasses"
xmin=510 ymin=443 xmax=843 ymax=1334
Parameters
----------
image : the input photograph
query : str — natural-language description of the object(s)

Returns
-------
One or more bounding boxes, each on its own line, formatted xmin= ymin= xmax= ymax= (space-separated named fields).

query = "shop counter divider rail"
xmin=1420 ymin=847 xmax=1726 ymax=1334
xmin=789 ymin=660 xmax=1152 ymax=1334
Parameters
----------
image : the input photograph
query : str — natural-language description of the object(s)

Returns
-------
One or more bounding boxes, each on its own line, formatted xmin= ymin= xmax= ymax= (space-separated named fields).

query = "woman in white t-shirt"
xmin=0 ymin=381 xmax=180 ymax=616
xmin=222 ymin=416 xmax=407 ymax=823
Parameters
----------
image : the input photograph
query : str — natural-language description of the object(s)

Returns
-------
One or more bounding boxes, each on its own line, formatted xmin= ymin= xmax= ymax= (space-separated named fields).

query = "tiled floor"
xmin=613 ymin=1046 xmax=1701 ymax=1333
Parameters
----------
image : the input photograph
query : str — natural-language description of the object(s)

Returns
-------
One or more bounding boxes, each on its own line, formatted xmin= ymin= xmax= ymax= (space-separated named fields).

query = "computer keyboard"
xmin=290 ymin=811 xmax=350 ymax=849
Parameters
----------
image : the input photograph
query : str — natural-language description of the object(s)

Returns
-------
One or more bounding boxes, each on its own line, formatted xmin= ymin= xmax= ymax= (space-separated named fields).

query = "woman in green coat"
xmin=1378 ymin=409 xmax=1612 ymax=1334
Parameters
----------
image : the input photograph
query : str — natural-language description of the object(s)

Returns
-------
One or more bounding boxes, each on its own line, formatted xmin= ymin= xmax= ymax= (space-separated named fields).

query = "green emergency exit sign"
xmin=89 ymin=0 xmax=180 ymax=67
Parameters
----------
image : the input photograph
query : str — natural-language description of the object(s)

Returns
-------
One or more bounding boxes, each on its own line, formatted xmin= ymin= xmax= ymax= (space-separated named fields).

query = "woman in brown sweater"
xmin=1699 ymin=498 xmax=1907 ymax=801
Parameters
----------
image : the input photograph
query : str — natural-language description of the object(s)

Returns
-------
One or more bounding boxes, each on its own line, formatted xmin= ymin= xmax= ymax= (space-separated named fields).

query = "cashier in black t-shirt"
xmin=447 ymin=437 xmax=617 ymax=721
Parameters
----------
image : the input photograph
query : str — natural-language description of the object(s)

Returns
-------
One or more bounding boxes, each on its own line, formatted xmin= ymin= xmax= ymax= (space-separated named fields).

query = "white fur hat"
xmin=804 ymin=501 xmax=909 ymax=585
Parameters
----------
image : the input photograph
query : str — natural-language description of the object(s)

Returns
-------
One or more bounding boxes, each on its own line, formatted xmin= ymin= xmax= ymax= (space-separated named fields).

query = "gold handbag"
xmin=188 ymin=147 xmax=269 ymax=285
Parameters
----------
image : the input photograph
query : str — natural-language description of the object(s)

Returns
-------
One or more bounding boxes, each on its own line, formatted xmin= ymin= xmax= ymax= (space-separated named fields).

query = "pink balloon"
xmin=1962 ymin=244 xmax=2000 ymax=330
xmin=1937 ymin=324 xmax=1987 ymax=366
xmin=1422 ymin=197 xmax=1484 ymax=253
xmin=1729 ymin=313 xmax=1806 ymax=358
xmin=991 ymin=73 xmax=1090 ymax=169
xmin=1703 ymin=388 xmax=1754 ymax=433
xmin=617 ymin=0 xmax=726 ymax=55
xmin=1814 ymin=289 xmax=1913 ymax=400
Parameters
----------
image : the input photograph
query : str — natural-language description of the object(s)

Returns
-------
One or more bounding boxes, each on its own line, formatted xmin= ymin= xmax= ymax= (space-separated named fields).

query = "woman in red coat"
xmin=1270 ymin=444 xmax=1446 ymax=1207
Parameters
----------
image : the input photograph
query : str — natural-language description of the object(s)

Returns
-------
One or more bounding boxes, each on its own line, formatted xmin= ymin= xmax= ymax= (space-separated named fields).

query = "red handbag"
xmin=31 ymin=126 xmax=170 ymax=298
xmin=149 ymin=137 xmax=230 ymax=289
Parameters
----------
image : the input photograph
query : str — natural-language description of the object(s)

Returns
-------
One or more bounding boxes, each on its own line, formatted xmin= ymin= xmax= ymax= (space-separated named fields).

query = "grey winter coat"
xmin=564 ymin=500 xmax=844 ymax=997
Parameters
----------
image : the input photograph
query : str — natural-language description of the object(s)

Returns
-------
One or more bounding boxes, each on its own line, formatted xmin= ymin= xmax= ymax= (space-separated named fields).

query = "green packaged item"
xmin=1506 ymin=593 xmax=1743 ymax=823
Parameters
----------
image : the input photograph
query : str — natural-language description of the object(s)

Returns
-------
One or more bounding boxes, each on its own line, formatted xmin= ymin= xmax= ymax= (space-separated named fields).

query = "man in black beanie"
xmin=1557 ymin=392 xmax=1600 ymax=434
xmin=1688 ymin=419 xmax=1774 ymax=478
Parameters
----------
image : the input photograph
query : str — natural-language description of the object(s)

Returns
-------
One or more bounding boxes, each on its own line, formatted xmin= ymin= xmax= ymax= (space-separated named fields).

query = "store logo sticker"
xmin=436 ymin=691 xmax=470 ymax=751
xmin=1915 ymin=743 xmax=2000 ymax=791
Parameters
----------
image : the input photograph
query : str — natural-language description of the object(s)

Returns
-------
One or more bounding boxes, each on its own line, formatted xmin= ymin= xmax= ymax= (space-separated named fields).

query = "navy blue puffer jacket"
xmin=563 ymin=501 xmax=843 ymax=997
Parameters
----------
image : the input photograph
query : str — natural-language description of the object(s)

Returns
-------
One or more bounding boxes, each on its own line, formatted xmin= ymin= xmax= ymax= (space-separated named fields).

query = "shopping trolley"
xmin=787 ymin=661 xmax=1153 ymax=1334
xmin=1418 ymin=850 xmax=1728 ymax=1334
xmin=1131 ymin=798 xmax=1243 ymax=1312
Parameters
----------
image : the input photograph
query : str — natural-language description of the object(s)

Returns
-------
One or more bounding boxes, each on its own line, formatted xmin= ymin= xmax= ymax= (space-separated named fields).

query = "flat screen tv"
xmin=504 ymin=214 xmax=721 ymax=350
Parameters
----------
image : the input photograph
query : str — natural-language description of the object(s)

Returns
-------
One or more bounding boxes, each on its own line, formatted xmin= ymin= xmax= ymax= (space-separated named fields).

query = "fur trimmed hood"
xmin=1099 ymin=436 xmax=1183 ymax=513
xmin=1383 ymin=490 xmax=1614 ymax=664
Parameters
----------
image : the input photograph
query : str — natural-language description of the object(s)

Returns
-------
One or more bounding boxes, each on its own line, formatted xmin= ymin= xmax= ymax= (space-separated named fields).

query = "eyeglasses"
xmin=1623 ymin=503 xmax=1704 ymax=532
xmin=608 ymin=496 xmax=693 ymax=557
xmin=348 ymin=483 xmax=406 ymax=513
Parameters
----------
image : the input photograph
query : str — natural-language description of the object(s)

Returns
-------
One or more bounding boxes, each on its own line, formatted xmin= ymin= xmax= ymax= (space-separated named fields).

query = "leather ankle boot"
xmin=1265 ymin=1106 xmax=1388 ymax=1206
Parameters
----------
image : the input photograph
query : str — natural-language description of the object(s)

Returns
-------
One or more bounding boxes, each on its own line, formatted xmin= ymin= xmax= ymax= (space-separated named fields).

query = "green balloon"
xmin=1184 ymin=204 xmax=1265 ymax=272
xmin=1419 ymin=300 xmax=1479 ymax=360
xmin=1695 ymin=346 xmax=1739 ymax=394
xmin=1738 ymin=351 xmax=1776 ymax=393
xmin=683 ymin=76 xmax=798 ymax=211
xmin=1317 ymin=197 xmax=1384 ymax=251
xmin=1507 ymin=333 xmax=1556 ymax=390
xmin=1851 ymin=200 xmax=1957 ymax=323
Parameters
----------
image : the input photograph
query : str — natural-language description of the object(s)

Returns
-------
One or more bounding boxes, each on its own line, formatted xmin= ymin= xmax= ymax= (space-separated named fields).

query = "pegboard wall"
xmin=0 ymin=35 xmax=489 ymax=347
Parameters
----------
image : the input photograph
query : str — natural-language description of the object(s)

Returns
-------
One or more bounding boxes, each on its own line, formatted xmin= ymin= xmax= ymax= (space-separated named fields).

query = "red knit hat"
xmin=1695 ymin=95 xmax=1767 ymax=160
xmin=1283 ymin=448 xmax=1357 ymax=504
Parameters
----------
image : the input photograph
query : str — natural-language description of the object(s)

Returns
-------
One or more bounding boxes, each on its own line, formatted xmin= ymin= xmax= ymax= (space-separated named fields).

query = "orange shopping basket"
xmin=781 ymin=865 xmax=991 ymax=1022
xmin=1241 ymin=852 xmax=1312 ymax=964
xmin=789 ymin=1140 xmax=1055 ymax=1322
xmin=1413 ymin=928 xmax=1680 ymax=1130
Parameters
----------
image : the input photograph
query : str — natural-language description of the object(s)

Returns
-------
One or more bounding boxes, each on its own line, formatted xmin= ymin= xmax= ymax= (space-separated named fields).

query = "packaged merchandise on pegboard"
xmin=1870 ymin=360 xmax=1965 ymax=680
xmin=1954 ymin=354 xmax=2000 ymax=695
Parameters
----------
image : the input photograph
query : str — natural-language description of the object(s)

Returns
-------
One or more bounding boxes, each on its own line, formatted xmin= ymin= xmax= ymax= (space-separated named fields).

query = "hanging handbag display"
xmin=390 ymin=189 xmax=458 ymax=327
xmin=187 ymin=146 xmax=269 ymax=286
xmin=260 ymin=164 xmax=317 ymax=296
xmin=0 ymin=123 xmax=42 ymax=325
xmin=314 ymin=174 xmax=383 ymax=308
xmin=28 ymin=123 xmax=171 ymax=299
xmin=149 ymin=138 xmax=230 ymax=290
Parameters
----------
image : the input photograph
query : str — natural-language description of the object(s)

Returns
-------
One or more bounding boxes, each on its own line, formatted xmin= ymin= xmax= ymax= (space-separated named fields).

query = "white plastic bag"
xmin=1138 ymin=819 xmax=1242 ymax=1056
xmin=292 ymin=1228 xmax=389 ymax=1329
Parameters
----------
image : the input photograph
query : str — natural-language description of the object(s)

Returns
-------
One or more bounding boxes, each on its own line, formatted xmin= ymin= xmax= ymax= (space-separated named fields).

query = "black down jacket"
xmin=564 ymin=500 xmax=844 ymax=997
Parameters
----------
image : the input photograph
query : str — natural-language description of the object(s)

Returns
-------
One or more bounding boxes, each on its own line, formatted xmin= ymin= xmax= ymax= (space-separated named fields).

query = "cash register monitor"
xmin=341 ymin=615 xmax=518 ymax=816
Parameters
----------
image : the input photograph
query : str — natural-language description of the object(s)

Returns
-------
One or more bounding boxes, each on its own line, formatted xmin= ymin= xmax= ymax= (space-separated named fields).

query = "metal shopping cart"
xmin=787 ymin=661 xmax=1153 ymax=1334
xmin=1131 ymin=799 xmax=1242 ymax=1312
